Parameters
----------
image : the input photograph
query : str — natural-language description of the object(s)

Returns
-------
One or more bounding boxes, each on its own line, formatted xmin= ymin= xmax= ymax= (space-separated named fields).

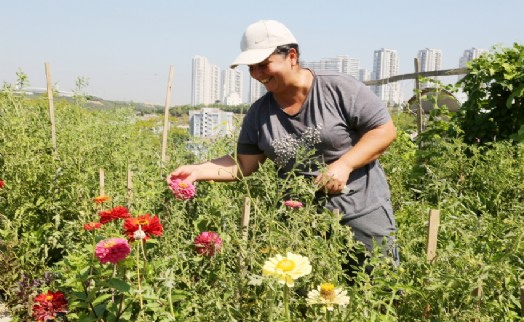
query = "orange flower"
xmin=84 ymin=222 xmax=102 ymax=231
xmin=99 ymin=206 xmax=131 ymax=224
xmin=123 ymin=214 xmax=163 ymax=241
xmin=94 ymin=195 xmax=110 ymax=204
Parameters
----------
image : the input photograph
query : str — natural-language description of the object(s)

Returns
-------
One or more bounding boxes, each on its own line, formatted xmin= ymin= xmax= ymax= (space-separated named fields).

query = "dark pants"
xmin=339 ymin=205 xmax=399 ymax=283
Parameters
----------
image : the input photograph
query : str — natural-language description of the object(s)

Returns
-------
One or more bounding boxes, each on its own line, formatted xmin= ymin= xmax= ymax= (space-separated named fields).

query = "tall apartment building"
xmin=417 ymin=48 xmax=442 ymax=88
xmin=372 ymin=48 xmax=400 ymax=105
xmin=249 ymin=78 xmax=267 ymax=104
xmin=189 ymin=107 xmax=234 ymax=137
xmin=359 ymin=69 xmax=371 ymax=82
xmin=221 ymin=69 xmax=243 ymax=105
xmin=458 ymin=48 xmax=487 ymax=80
xmin=302 ymin=55 xmax=361 ymax=79
xmin=191 ymin=56 xmax=221 ymax=106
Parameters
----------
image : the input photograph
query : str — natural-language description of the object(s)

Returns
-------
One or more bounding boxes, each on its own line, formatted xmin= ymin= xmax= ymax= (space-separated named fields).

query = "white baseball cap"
xmin=230 ymin=20 xmax=298 ymax=69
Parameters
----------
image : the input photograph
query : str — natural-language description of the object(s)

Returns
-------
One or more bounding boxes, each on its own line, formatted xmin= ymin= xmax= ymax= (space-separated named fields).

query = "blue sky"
xmin=2 ymin=0 xmax=523 ymax=105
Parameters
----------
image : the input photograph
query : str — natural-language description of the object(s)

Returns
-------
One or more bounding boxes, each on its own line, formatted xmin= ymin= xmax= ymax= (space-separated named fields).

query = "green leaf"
xmin=91 ymin=293 xmax=113 ymax=307
xmin=106 ymin=277 xmax=131 ymax=292
xmin=506 ymin=83 xmax=524 ymax=108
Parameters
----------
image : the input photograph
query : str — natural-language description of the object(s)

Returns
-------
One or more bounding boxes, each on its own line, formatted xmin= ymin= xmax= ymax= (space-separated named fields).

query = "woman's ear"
xmin=288 ymin=48 xmax=298 ymax=66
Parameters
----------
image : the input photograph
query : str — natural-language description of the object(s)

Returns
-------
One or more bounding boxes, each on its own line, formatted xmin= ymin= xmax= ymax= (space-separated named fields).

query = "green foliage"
xmin=1 ymin=83 xmax=524 ymax=321
xmin=458 ymin=43 xmax=524 ymax=143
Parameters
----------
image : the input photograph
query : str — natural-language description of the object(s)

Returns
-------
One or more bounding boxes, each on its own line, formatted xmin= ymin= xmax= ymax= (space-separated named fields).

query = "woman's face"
xmin=248 ymin=49 xmax=296 ymax=93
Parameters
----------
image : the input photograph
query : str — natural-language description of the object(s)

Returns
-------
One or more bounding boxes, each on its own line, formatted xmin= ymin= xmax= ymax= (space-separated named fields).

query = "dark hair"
xmin=273 ymin=44 xmax=300 ymax=60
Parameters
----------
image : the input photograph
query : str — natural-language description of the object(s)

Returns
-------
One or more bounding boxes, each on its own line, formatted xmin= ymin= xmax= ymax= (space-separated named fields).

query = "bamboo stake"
xmin=238 ymin=197 xmax=251 ymax=272
xmin=240 ymin=197 xmax=251 ymax=242
xmin=161 ymin=65 xmax=174 ymax=164
xmin=99 ymin=168 xmax=105 ymax=196
xmin=414 ymin=58 xmax=424 ymax=136
xmin=45 ymin=63 xmax=58 ymax=158
xmin=237 ymin=197 xmax=251 ymax=307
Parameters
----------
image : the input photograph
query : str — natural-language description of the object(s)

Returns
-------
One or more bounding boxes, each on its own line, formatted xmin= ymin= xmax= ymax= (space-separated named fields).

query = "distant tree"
xmin=15 ymin=68 xmax=29 ymax=90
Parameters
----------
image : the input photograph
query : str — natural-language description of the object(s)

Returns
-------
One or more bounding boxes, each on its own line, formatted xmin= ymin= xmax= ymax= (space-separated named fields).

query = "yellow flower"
xmin=262 ymin=252 xmax=312 ymax=287
xmin=307 ymin=282 xmax=349 ymax=311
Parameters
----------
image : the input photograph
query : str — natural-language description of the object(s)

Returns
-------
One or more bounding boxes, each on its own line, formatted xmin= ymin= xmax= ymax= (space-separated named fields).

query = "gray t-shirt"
xmin=237 ymin=70 xmax=392 ymax=220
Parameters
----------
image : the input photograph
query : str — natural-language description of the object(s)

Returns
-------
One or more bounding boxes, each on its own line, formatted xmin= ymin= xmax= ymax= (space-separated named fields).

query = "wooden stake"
xmin=45 ymin=63 xmax=58 ymax=157
xmin=127 ymin=168 xmax=133 ymax=209
xmin=520 ymin=285 xmax=524 ymax=317
xmin=161 ymin=65 xmax=174 ymax=164
xmin=423 ymin=209 xmax=441 ymax=320
xmin=426 ymin=209 xmax=440 ymax=263
xmin=471 ymin=282 xmax=482 ymax=322
xmin=99 ymin=168 xmax=105 ymax=196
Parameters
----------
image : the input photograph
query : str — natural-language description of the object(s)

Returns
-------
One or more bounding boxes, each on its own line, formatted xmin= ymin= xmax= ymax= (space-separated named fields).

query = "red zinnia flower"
xmin=168 ymin=178 xmax=196 ymax=200
xmin=194 ymin=231 xmax=223 ymax=257
xmin=123 ymin=214 xmax=163 ymax=241
xmin=284 ymin=200 xmax=303 ymax=209
xmin=84 ymin=222 xmax=102 ymax=231
xmin=32 ymin=290 xmax=68 ymax=322
xmin=0 ymin=180 xmax=4 ymax=189
xmin=94 ymin=195 xmax=111 ymax=204
xmin=95 ymin=237 xmax=131 ymax=264
xmin=99 ymin=206 xmax=131 ymax=224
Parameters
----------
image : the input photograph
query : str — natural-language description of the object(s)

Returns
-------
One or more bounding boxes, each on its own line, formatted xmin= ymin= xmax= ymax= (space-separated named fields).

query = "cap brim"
xmin=230 ymin=47 xmax=276 ymax=69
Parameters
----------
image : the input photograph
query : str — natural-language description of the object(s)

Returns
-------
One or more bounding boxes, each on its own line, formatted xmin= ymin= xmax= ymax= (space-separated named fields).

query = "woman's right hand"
xmin=166 ymin=165 xmax=200 ymax=185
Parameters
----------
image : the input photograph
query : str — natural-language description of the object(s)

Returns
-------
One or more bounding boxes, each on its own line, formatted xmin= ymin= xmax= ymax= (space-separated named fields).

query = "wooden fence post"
xmin=45 ymin=62 xmax=58 ymax=158
xmin=161 ymin=65 xmax=174 ymax=165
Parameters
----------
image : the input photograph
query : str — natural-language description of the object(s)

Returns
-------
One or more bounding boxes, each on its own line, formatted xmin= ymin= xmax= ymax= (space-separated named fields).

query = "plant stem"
xmin=168 ymin=287 xmax=175 ymax=317
xmin=136 ymin=242 xmax=144 ymax=310
xmin=326 ymin=309 xmax=332 ymax=322
xmin=284 ymin=285 xmax=290 ymax=322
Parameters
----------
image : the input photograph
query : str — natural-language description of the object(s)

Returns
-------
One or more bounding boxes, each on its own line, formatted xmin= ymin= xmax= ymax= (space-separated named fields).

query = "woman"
xmin=168 ymin=20 xmax=399 ymax=275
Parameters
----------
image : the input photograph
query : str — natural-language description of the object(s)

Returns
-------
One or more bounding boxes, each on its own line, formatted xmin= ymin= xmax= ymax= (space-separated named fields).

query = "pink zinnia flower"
xmin=194 ymin=231 xmax=222 ymax=257
xmin=284 ymin=200 xmax=303 ymax=209
xmin=32 ymin=290 xmax=68 ymax=322
xmin=168 ymin=178 xmax=196 ymax=200
xmin=95 ymin=237 xmax=131 ymax=264
xmin=84 ymin=222 xmax=102 ymax=231
xmin=0 ymin=180 xmax=4 ymax=189
xmin=99 ymin=206 xmax=131 ymax=224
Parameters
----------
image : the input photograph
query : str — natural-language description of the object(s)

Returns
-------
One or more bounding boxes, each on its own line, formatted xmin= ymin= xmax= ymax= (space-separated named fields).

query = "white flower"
xmin=133 ymin=228 xmax=146 ymax=241
xmin=262 ymin=252 xmax=312 ymax=287
xmin=307 ymin=283 xmax=350 ymax=311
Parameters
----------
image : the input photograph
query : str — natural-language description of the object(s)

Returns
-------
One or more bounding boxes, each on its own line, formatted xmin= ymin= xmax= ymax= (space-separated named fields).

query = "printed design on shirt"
xmin=271 ymin=125 xmax=322 ymax=168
